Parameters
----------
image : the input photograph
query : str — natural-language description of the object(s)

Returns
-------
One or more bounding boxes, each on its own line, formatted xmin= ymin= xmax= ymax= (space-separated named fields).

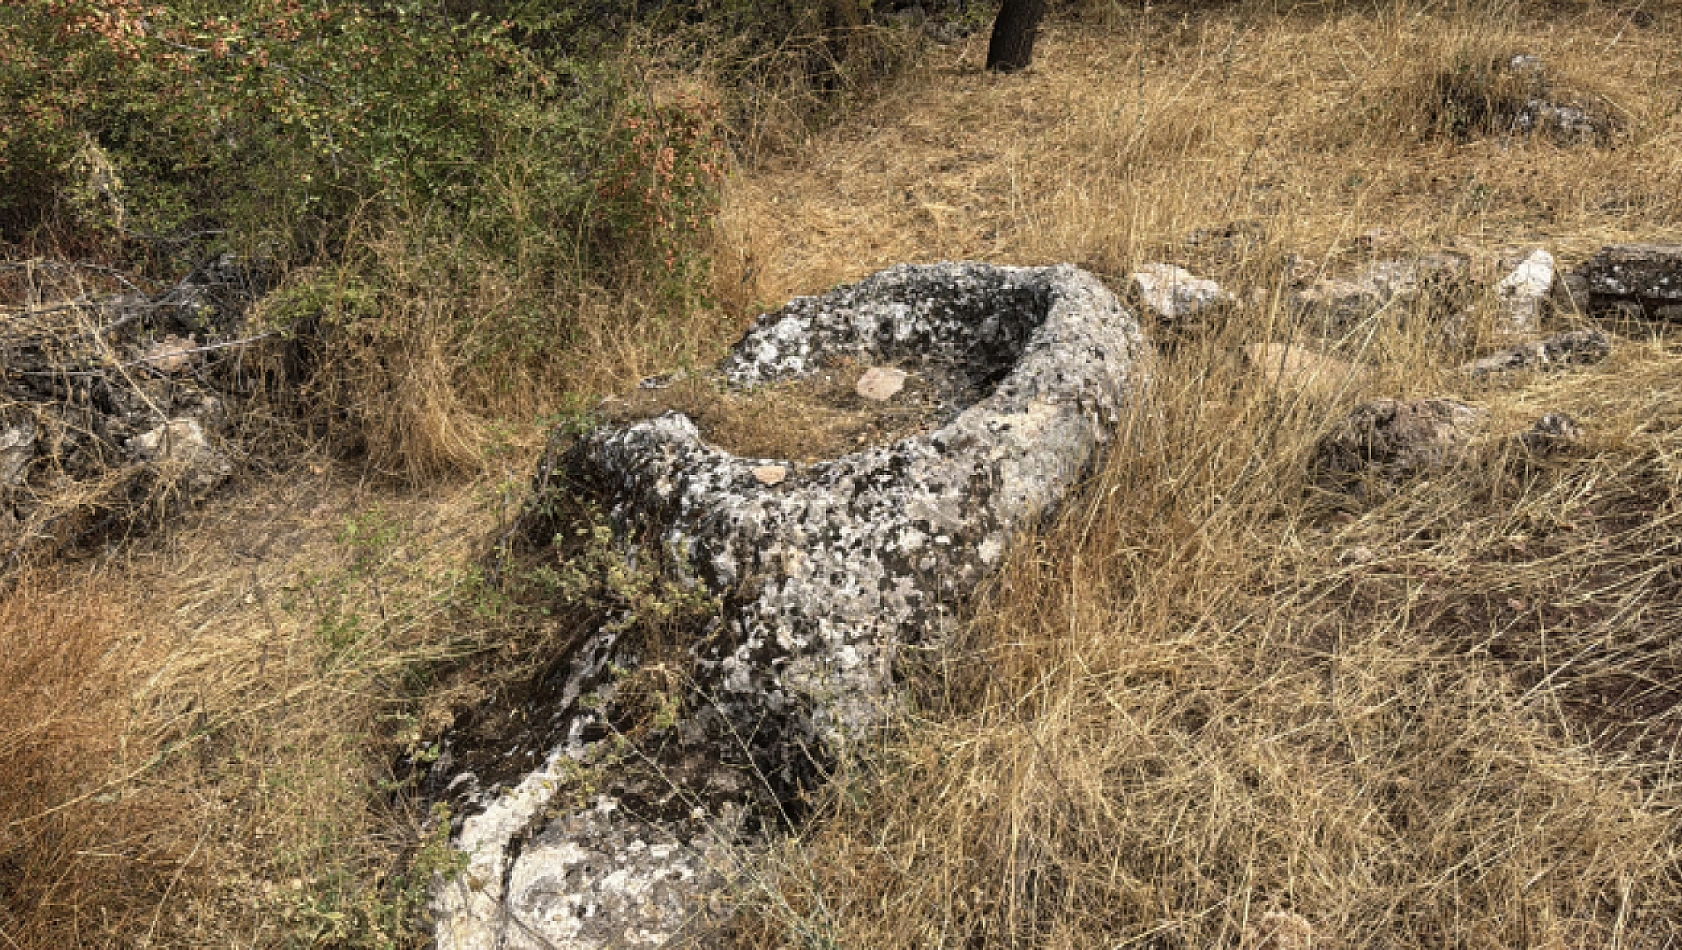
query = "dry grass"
xmin=706 ymin=1 xmax=1682 ymax=946
xmin=0 ymin=573 xmax=191 ymax=946
xmin=599 ymin=357 xmax=942 ymax=462
xmin=0 ymin=465 xmax=561 ymax=947
xmin=6 ymin=0 xmax=1682 ymax=947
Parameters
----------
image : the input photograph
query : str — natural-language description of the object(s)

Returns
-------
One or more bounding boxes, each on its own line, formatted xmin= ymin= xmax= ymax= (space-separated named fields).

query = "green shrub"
xmin=0 ymin=1 xmax=723 ymax=270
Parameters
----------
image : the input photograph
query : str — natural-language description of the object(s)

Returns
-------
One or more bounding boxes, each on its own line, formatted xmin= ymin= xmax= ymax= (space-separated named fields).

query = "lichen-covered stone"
xmin=1461 ymin=328 xmax=1611 ymax=378
xmin=1581 ymin=244 xmax=1682 ymax=317
xmin=433 ymin=262 xmax=1149 ymax=950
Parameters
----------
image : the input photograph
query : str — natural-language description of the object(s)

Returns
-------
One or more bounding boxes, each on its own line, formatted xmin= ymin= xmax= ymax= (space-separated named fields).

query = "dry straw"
xmin=5 ymin=0 xmax=1682 ymax=946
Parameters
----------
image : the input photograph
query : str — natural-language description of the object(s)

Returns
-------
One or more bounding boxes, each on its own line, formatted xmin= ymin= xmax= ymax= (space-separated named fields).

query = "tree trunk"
xmin=986 ymin=0 xmax=1047 ymax=73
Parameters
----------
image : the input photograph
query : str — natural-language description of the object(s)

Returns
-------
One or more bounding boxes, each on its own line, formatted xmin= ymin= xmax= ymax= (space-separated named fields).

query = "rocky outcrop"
xmin=1 ymin=254 xmax=262 ymax=562
xmin=432 ymin=263 xmax=1150 ymax=950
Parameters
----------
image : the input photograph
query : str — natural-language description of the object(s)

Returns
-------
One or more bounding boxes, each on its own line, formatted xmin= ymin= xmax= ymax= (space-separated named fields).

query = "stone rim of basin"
xmin=432 ymin=261 xmax=1151 ymax=950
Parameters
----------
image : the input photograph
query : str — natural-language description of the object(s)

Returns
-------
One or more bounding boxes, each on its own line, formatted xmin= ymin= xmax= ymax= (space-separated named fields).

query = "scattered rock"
xmin=434 ymin=263 xmax=1151 ymax=950
xmin=0 ymin=254 xmax=267 ymax=560
xmin=1291 ymin=254 xmax=1470 ymax=329
xmin=1493 ymin=248 xmax=1555 ymax=332
xmin=1310 ymin=398 xmax=1489 ymax=489
xmin=140 ymin=334 xmax=199 ymax=374
xmin=125 ymin=418 xmax=231 ymax=495
xmin=1520 ymin=412 xmax=1583 ymax=455
xmin=1245 ymin=342 xmax=1369 ymax=400
xmin=1129 ymin=263 xmax=1233 ymax=323
xmin=854 ymin=365 xmax=908 ymax=401
xmin=1244 ymin=910 xmax=1316 ymax=950
xmin=1580 ymin=244 xmax=1682 ymax=318
xmin=0 ymin=422 xmax=36 ymax=487
xmin=751 ymin=464 xmax=788 ymax=485
xmin=1430 ymin=53 xmax=1619 ymax=144
xmin=1461 ymin=328 xmax=1611 ymax=377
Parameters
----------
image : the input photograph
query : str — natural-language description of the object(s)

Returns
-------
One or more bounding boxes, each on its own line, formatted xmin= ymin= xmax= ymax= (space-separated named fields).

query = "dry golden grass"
xmin=6 ymin=1 xmax=1682 ymax=947
xmin=600 ymin=357 xmax=942 ymax=462
xmin=706 ymin=1 xmax=1682 ymax=946
xmin=0 ymin=464 xmax=562 ymax=947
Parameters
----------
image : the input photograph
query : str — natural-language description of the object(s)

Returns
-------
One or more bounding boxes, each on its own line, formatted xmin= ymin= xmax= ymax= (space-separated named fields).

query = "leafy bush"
xmin=1 ymin=2 xmax=724 ymax=270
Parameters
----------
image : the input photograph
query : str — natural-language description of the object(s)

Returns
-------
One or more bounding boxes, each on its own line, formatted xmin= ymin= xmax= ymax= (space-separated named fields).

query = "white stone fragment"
xmin=0 ymin=421 xmax=36 ymax=486
xmin=124 ymin=417 xmax=230 ymax=494
xmin=1130 ymin=263 xmax=1230 ymax=322
xmin=855 ymin=366 xmax=908 ymax=401
xmin=752 ymin=464 xmax=787 ymax=485
xmin=1495 ymin=248 xmax=1555 ymax=332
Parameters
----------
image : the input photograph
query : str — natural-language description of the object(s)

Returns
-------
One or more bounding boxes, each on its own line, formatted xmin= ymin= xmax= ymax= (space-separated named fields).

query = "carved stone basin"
xmin=433 ymin=262 xmax=1149 ymax=950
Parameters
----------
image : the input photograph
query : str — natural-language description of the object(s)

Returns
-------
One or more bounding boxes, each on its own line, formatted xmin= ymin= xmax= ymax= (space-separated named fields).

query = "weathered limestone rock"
xmin=433 ymin=262 xmax=1150 ymax=950
xmin=1494 ymin=248 xmax=1555 ymax=332
xmin=1245 ymin=342 xmax=1369 ymax=400
xmin=0 ymin=422 xmax=36 ymax=486
xmin=1461 ymin=328 xmax=1611 ymax=377
xmin=1130 ymin=263 xmax=1232 ymax=322
xmin=125 ymin=418 xmax=231 ymax=495
xmin=1291 ymin=254 xmax=1470 ymax=328
xmin=1580 ymin=244 xmax=1682 ymax=317
xmin=1520 ymin=412 xmax=1583 ymax=455
xmin=1310 ymin=398 xmax=1488 ymax=489
xmin=436 ymin=793 xmax=742 ymax=950
xmin=854 ymin=365 xmax=908 ymax=401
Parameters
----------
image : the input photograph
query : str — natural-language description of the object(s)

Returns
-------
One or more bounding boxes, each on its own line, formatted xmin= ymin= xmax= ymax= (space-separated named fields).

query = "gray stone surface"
xmin=125 ymin=418 xmax=231 ymax=496
xmin=1291 ymin=254 xmax=1470 ymax=329
xmin=1129 ymin=263 xmax=1231 ymax=322
xmin=433 ymin=262 xmax=1150 ymax=950
xmin=0 ymin=422 xmax=36 ymax=487
xmin=1581 ymin=244 xmax=1682 ymax=317
xmin=1520 ymin=412 xmax=1583 ymax=455
xmin=1461 ymin=328 xmax=1611 ymax=377
xmin=855 ymin=365 xmax=908 ymax=401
